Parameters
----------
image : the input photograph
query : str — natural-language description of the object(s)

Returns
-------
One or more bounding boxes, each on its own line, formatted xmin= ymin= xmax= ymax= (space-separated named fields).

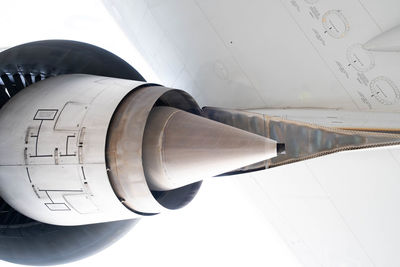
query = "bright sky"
xmin=0 ymin=1 xmax=302 ymax=267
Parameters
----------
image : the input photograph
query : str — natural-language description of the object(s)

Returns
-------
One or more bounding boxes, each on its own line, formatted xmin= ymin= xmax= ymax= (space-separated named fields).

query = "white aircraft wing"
xmin=103 ymin=1 xmax=400 ymax=266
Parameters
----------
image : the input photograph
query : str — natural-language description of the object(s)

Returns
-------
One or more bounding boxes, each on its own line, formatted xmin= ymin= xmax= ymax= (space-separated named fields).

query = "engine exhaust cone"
xmin=143 ymin=107 xmax=278 ymax=191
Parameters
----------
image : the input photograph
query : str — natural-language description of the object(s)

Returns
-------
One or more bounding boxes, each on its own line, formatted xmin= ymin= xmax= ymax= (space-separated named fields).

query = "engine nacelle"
xmin=0 ymin=74 xmax=204 ymax=225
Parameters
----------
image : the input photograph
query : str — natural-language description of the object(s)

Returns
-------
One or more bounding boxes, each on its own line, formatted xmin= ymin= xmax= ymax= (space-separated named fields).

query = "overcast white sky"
xmin=0 ymin=1 xmax=301 ymax=266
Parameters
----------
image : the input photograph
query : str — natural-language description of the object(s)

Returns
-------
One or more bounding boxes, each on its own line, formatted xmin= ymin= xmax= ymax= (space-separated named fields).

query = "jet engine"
xmin=0 ymin=40 xmax=279 ymax=265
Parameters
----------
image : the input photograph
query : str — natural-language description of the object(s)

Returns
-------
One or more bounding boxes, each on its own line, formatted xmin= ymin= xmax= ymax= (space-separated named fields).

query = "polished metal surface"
xmin=143 ymin=106 xmax=278 ymax=191
xmin=106 ymin=86 xmax=203 ymax=213
xmin=106 ymin=86 xmax=173 ymax=214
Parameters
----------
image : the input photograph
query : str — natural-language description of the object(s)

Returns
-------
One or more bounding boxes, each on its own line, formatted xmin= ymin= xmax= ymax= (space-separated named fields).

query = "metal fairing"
xmin=203 ymin=107 xmax=400 ymax=172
